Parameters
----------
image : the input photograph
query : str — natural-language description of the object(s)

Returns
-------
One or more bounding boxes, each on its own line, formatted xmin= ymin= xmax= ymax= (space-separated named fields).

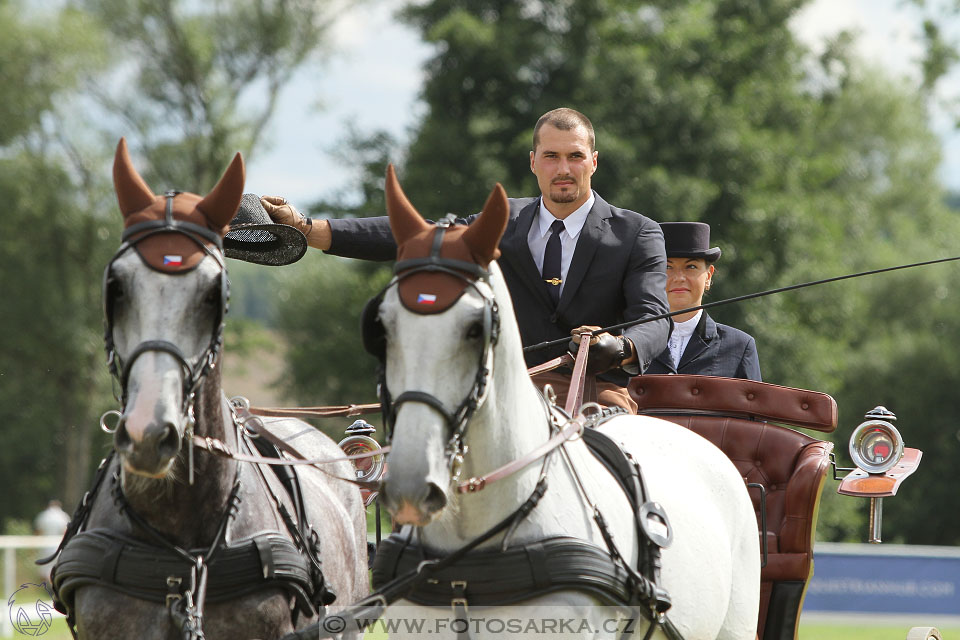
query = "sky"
xmin=244 ymin=0 xmax=960 ymax=206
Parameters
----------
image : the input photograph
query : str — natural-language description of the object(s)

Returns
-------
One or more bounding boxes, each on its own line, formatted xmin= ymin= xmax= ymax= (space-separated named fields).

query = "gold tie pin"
xmin=544 ymin=278 xmax=562 ymax=286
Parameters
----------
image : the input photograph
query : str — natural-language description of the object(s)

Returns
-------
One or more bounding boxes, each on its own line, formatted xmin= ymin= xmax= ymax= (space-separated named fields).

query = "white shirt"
xmin=527 ymin=192 xmax=595 ymax=298
xmin=667 ymin=310 xmax=702 ymax=368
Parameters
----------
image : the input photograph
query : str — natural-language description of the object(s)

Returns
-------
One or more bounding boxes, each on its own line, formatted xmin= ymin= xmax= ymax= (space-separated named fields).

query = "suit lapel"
xmin=678 ymin=313 xmax=717 ymax=369
xmin=654 ymin=348 xmax=677 ymax=373
xmin=557 ymin=193 xmax=609 ymax=313
xmin=500 ymin=198 xmax=555 ymax=309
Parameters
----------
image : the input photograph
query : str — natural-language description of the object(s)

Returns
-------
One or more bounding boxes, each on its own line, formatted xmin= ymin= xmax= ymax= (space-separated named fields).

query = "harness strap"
xmin=119 ymin=340 xmax=193 ymax=405
xmin=456 ymin=418 xmax=582 ymax=493
xmin=564 ymin=334 xmax=592 ymax=416
xmin=394 ymin=257 xmax=489 ymax=280
xmin=53 ymin=529 xmax=315 ymax=614
xmin=122 ymin=219 xmax=224 ymax=250
xmin=38 ymin=453 xmax=114 ymax=567
xmin=280 ymin=477 xmax=549 ymax=640
xmin=189 ymin=434 xmax=386 ymax=488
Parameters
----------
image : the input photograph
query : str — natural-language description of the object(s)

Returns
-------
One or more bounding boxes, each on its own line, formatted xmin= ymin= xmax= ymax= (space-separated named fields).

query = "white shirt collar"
xmin=672 ymin=310 xmax=703 ymax=339
xmin=536 ymin=192 xmax=595 ymax=239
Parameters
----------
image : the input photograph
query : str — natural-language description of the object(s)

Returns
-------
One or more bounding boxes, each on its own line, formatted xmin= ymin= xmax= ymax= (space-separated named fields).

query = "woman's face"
xmin=665 ymin=257 xmax=715 ymax=313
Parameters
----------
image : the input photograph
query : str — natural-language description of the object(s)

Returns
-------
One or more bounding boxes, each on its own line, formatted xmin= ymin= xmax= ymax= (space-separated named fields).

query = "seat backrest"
xmin=628 ymin=375 xmax=837 ymax=640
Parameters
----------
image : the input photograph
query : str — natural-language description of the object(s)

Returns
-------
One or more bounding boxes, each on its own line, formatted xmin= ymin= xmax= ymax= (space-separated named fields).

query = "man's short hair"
xmin=533 ymin=108 xmax=596 ymax=152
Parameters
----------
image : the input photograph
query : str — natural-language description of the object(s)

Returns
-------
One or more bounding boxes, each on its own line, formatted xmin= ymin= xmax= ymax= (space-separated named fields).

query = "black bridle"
xmin=101 ymin=192 xmax=230 ymax=478
xmin=368 ymin=215 xmax=500 ymax=479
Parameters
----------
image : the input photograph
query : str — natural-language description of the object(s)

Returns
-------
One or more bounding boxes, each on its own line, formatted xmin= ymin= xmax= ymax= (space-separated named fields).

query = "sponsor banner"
xmin=806 ymin=543 xmax=960 ymax=615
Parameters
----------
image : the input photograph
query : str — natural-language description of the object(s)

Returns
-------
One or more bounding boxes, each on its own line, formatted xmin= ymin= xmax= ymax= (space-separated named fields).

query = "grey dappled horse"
xmin=50 ymin=140 xmax=367 ymax=640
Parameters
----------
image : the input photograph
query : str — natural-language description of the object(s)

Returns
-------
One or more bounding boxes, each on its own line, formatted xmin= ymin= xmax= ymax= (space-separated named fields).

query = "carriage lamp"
xmin=339 ymin=419 xmax=385 ymax=506
xmin=848 ymin=407 xmax=904 ymax=475
xmin=837 ymin=406 xmax=922 ymax=544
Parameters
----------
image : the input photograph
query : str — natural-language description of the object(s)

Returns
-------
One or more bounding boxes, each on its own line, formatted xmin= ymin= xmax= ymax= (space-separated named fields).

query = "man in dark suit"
xmin=262 ymin=108 xmax=670 ymax=413
xmin=645 ymin=222 xmax=761 ymax=380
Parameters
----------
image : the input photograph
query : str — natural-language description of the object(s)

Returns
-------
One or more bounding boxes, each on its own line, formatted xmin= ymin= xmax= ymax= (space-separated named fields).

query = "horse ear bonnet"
xmin=112 ymin=138 xmax=244 ymax=273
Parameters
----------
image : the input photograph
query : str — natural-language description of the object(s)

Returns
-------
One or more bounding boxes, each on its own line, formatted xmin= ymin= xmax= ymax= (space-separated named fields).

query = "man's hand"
xmin=569 ymin=326 xmax=630 ymax=374
xmin=260 ymin=195 xmax=332 ymax=250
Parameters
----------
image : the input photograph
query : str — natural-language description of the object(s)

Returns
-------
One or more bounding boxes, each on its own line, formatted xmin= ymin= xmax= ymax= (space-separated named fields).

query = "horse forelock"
xmin=122 ymin=192 xmax=228 ymax=273
xmin=395 ymin=225 xmax=486 ymax=314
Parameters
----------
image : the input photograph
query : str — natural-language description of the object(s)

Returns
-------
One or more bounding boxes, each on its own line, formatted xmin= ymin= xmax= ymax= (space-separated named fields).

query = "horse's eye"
xmin=108 ymin=279 xmax=124 ymax=302
xmin=203 ymin=288 xmax=220 ymax=307
xmin=466 ymin=322 xmax=484 ymax=340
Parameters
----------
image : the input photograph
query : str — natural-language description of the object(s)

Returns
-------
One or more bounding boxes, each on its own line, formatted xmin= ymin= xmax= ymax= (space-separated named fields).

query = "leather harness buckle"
xmin=450 ymin=580 xmax=468 ymax=614
xmin=165 ymin=576 xmax=183 ymax=607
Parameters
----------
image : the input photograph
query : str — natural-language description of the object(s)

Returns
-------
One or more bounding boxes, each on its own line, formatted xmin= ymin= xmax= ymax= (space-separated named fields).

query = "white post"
xmin=2 ymin=545 xmax=14 ymax=637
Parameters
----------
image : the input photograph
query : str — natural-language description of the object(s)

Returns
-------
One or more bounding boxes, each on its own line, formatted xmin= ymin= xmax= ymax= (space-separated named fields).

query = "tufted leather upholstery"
xmin=628 ymin=375 xmax=836 ymax=640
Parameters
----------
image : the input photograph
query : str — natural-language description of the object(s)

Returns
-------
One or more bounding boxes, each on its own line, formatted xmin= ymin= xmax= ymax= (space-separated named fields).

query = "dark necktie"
xmin=542 ymin=219 xmax=564 ymax=305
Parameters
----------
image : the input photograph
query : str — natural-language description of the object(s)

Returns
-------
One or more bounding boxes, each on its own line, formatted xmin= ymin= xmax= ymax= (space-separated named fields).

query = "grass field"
xmin=798 ymin=624 xmax=957 ymax=639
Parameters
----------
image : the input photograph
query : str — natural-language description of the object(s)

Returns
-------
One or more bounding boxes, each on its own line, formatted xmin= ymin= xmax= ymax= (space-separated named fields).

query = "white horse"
xmin=51 ymin=139 xmax=368 ymax=640
xmin=370 ymin=166 xmax=760 ymax=639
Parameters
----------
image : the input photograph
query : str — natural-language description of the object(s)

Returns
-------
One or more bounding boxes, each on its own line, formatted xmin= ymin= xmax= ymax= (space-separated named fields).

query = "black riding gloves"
xmin=568 ymin=333 xmax=627 ymax=374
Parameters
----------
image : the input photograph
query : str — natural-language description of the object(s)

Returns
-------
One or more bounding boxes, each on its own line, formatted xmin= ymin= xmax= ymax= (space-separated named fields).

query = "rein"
xmin=456 ymin=337 xmax=593 ymax=494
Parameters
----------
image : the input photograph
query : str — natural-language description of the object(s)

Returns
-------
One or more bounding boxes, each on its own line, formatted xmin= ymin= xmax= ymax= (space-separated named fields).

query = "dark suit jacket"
xmin=645 ymin=312 xmax=761 ymax=381
xmin=326 ymin=192 xmax=670 ymax=386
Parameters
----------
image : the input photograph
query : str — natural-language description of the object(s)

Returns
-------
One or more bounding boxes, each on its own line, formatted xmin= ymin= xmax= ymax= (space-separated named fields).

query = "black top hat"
xmin=659 ymin=221 xmax=721 ymax=262
xmin=223 ymin=193 xmax=308 ymax=266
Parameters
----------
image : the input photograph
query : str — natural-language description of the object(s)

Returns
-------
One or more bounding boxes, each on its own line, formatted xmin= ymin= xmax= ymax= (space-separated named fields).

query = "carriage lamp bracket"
xmin=746 ymin=483 xmax=768 ymax=568
xmin=829 ymin=452 xmax=856 ymax=481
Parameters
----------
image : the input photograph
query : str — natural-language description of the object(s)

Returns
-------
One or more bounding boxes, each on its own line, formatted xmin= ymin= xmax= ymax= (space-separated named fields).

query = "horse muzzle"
xmin=115 ymin=413 xmax=182 ymax=477
xmin=380 ymin=479 xmax=449 ymax=526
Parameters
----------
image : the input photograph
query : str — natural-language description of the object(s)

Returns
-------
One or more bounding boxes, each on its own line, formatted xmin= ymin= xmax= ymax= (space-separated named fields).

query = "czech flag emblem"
xmin=163 ymin=255 xmax=183 ymax=266
xmin=417 ymin=293 xmax=437 ymax=305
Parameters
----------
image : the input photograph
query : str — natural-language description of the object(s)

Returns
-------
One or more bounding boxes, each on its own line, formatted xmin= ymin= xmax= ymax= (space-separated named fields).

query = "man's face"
xmin=530 ymin=124 xmax=598 ymax=213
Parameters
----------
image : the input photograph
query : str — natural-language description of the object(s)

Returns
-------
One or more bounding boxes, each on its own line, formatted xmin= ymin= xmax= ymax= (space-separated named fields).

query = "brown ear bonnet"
xmin=113 ymin=138 xmax=244 ymax=272
xmin=386 ymin=164 xmax=508 ymax=313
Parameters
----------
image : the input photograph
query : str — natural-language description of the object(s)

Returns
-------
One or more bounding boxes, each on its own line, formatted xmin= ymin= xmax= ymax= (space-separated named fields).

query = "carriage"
xmin=46 ymin=144 xmax=936 ymax=640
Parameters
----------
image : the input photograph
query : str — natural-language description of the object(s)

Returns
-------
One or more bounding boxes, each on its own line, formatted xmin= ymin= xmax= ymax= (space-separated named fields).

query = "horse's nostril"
xmin=155 ymin=423 xmax=180 ymax=459
xmin=423 ymin=482 xmax=448 ymax=515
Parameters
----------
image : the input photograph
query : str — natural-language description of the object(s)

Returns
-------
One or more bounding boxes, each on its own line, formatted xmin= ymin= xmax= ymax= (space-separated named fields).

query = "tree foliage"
xmin=76 ymin=0 xmax=343 ymax=191
xmin=316 ymin=0 xmax=960 ymax=544
xmin=270 ymin=256 xmax=391 ymax=441
xmin=0 ymin=0 xmax=347 ymax=528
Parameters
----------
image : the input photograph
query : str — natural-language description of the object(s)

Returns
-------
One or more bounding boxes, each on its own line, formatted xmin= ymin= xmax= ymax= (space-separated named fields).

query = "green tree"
xmin=0 ymin=2 xmax=113 ymax=528
xmin=322 ymin=0 xmax=960 ymax=543
xmin=77 ymin=0 xmax=345 ymax=191
xmin=271 ymin=256 xmax=391 ymax=441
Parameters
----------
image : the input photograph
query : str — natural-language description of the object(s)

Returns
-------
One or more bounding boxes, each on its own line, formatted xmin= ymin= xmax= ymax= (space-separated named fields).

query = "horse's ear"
xmin=385 ymin=164 xmax=430 ymax=245
xmin=462 ymin=183 xmax=508 ymax=265
xmin=197 ymin=152 xmax=245 ymax=230
xmin=113 ymin=138 xmax=156 ymax=216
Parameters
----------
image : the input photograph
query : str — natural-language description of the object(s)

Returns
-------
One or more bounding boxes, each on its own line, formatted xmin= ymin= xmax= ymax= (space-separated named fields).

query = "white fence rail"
xmin=0 ymin=535 xmax=63 ymax=637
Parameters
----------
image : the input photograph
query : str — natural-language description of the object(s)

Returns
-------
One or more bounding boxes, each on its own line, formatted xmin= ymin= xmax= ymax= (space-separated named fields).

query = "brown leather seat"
xmin=628 ymin=375 xmax=836 ymax=640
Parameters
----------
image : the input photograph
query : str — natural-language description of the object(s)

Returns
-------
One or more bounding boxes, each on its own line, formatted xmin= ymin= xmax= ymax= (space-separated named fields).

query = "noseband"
xmin=366 ymin=215 xmax=500 ymax=478
xmin=102 ymin=191 xmax=230 ymax=426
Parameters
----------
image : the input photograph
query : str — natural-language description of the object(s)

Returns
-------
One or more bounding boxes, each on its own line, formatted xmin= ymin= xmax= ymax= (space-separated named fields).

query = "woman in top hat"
xmin=645 ymin=222 xmax=761 ymax=380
